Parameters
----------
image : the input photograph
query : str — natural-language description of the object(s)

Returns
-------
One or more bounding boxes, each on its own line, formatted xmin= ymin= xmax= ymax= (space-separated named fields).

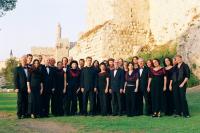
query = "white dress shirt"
xmin=114 ymin=69 xmax=117 ymax=77
xmin=139 ymin=68 xmax=143 ymax=76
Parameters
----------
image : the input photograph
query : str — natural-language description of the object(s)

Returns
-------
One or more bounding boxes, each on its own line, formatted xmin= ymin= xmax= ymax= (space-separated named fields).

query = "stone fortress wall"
xmin=69 ymin=0 xmax=200 ymax=78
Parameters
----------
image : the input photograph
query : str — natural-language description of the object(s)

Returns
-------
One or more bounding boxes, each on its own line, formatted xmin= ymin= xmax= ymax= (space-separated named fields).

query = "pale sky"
xmin=0 ymin=0 xmax=87 ymax=61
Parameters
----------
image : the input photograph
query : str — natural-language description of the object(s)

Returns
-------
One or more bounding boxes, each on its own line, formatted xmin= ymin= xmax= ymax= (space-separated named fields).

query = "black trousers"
xmin=28 ymin=90 xmax=41 ymax=116
xmin=106 ymin=93 xmax=112 ymax=114
xmin=112 ymin=91 xmax=122 ymax=115
xmin=82 ymin=89 xmax=95 ymax=115
xmin=17 ymin=91 xmax=28 ymax=117
xmin=163 ymin=90 xmax=174 ymax=115
xmin=51 ymin=91 xmax=64 ymax=116
xmin=120 ymin=93 xmax=126 ymax=114
xmin=99 ymin=91 xmax=107 ymax=115
xmin=40 ymin=92 xmax=51 ymax=117
xmin=151 ymin=86 xmax=163 ymax=113
xmin=125 ymin=86 xmax=137 ymax=116
xmin=94 ymin=92 xmax=101 ymax=114
xmin=135 ymin=91 xmax=143 ymax=115
xmin=63 ymin=89 xmax=77 ymax=115
xmin=77 ymin=91 xmax=83 ymax=114
xmin=173 ymin=83 xmax=189 ymax=116
xmin=137 ymin=88 xmax=152 ymax=115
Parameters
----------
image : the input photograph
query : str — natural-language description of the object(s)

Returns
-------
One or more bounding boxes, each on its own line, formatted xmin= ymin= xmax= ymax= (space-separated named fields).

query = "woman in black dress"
xmin=147 ymin=59 xmax=167 ymax=117
xmin=64 ymin=60 xmax=81 ymax=115
xmin=51 ymin=61 xmax=66 ymax=116
xmin=123 ymin=62 xmax=139 ymax=117
xmin=97 ymin=62 xmax=109 ymax=116
xmin=92 ymin=60 xmax=101 ymax=114
xmin=27 ymin=59 xmax=44 ymax=118
xmin=163 ymin=57 xmax=174 ymax=115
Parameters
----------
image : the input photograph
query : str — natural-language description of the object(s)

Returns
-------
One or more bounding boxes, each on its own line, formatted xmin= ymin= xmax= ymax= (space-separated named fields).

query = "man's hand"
xmin=169 ymin=85 xmax=172 ymax=91
xmin=179 ymin=83 xmax=184 ymax=88
xmin=94 ymin=88 xmax=97 ymax=93
xmin=123 ymin=89 xmax=126 ymax=94
xmin=135 ymin=88 xmax=138 ymax=93
xmin=15 ymin=89 xmax=19 ymax=93
xmin=40 ymin=89 xmax=43 ymax=95
xmin=105 ymin=88 xmax=108 ymax=94
xmin=63 ymin=88 xmax=66 ymax=94
xmin=81 ymin=88 xmax=84 ymax=93
xmin=147 ymin=87 xmax=150 ymax=93
xmin=163 ymin=86 xmax=167 ymax=92
xmin=109 ymin=89 xmax=112 ymax=94
xmin=28 ymin=88 xmax=31 ymax=94
xmin=120 ymin=89 xmax=123 ymax=94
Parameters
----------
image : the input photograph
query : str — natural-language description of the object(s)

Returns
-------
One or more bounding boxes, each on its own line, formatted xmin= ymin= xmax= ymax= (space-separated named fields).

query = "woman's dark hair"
xmin=163 ymin=57 xmax=173 ymax=67
xmin=146 ymin=59 xmax=153 ymax=67
xmin=32 ymin=59 xmax=40 ymax=66
xmin=108 ymin=58 xmax=114 ymax=62
xmin=127 ymin=62 xmax=134 ymax=70
xmin=70 ymin=60 xmax=78 ymax=69
xmin=27 ymin=54 xmax=33 ymax=58
xmin=62 ymin=57 xmax=68 ymax=62
xmin=100 ymin=62 xmax=106 ymax=67
xmin=153 ymin=58 xmax=161 ymax=66
xmin=132 ymin=56 xmax=139 ymax=62
xmin=57 ymin=61 xmax=62 ymax=66
xmin=30 ymin=59 xmax=40 ymax=72
xmin=92 ymin=60 xmax=99 ymax=67
xmin=79 ymin=59 xmax=85 ymax=63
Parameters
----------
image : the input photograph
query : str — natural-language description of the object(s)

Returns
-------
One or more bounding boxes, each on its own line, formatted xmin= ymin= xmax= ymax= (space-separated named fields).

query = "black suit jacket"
xmin=80 ymin=66 xmax=97 ymax=91
xmin=40 ymin=66 xmax=56 ymax=93
xmin=110 ymin=68 xmax=124 ymax=92
xmin=172 ymin=62 xmax=190 ymax=83
xmin=14 ymin=66 xmax=28 ymax=91
xmin=138 ymin=66 xmax=149 ymax=92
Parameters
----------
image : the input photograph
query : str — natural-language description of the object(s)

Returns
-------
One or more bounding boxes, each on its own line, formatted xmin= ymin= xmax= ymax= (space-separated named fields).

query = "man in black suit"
xmin=40 ymin=58 xmax=56 ymax=117
xmin=26 ymin=54 xmax=33 ymax=69
xmin=138 ymin=58 xmax=152 ymax=115
xmin=172 ymin=55 xmax=190 ymax=118
xmin=80 ymin=57 xmax=97 ymax=116
xmin=109 ymin=60 xmax=125 ymax=116
xmin=14 ymin=55 xmax=29 ymax=119
xmin=77 ymin=59 xmax=85 ymax=115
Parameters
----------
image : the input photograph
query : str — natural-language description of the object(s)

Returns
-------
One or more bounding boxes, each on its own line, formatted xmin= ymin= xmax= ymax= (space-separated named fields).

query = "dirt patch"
xmin=18 ymin=119 xmax=77 ymax=133
xmin=188 ymin=85 xmax=200 ymax=93
xmin=0 ymin=112 xmax=12 ymax=118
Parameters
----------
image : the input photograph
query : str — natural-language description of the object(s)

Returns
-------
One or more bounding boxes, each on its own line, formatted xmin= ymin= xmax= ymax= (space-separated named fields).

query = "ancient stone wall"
xmin=149 ymin=0 xmax=200 ymax=78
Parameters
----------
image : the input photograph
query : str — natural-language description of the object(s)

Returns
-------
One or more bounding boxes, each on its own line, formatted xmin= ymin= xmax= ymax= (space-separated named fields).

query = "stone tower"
xmin=55 ymin=23 xmax=70 ymax=61
xmin=56 ymin=23 xmax=62 ymax=41
xmin=70 ymin=0 xmax=150 ymax=61
xmin=87 ymin=0 xmax=150 ymax=30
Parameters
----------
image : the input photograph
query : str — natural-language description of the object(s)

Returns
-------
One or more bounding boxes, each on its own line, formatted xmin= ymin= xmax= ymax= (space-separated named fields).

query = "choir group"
xmin=14 ymin=54 xmax=191 ymax=119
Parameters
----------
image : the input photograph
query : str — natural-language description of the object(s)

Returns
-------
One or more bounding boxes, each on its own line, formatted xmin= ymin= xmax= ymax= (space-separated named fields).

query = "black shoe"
xmin=112 ymin=114 xmax=117 ymax=116
xmin=31 ymin=114 xmax=35 ymax=119
xmin=183 ymin=115 xmax=190 ymax=118
xmin=174 ymin=114 xmax=181 ymax=118
xmin=21 ymin=115 xmax=25 ymax=119
xmin=152 ymin=113 xmax=157 ymax=118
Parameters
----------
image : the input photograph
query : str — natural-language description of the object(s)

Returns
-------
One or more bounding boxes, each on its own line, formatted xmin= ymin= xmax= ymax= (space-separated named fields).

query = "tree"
xmin=2 ymin=57 xmax=18 ymax=88
xmin=0 ymin=0 xmax=17 ymax=17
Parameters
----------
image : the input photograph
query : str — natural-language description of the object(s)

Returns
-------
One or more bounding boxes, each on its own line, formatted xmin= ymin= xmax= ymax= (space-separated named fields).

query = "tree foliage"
xmin=2 ymin=57 xmax=18 ymax=87
xmin=0 ymin=0 xmax=17 ymax=17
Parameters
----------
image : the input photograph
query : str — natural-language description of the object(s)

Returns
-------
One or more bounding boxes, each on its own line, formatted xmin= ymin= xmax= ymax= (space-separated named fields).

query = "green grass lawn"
xmin=0 ymin=92 xmax=200 ymax=133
